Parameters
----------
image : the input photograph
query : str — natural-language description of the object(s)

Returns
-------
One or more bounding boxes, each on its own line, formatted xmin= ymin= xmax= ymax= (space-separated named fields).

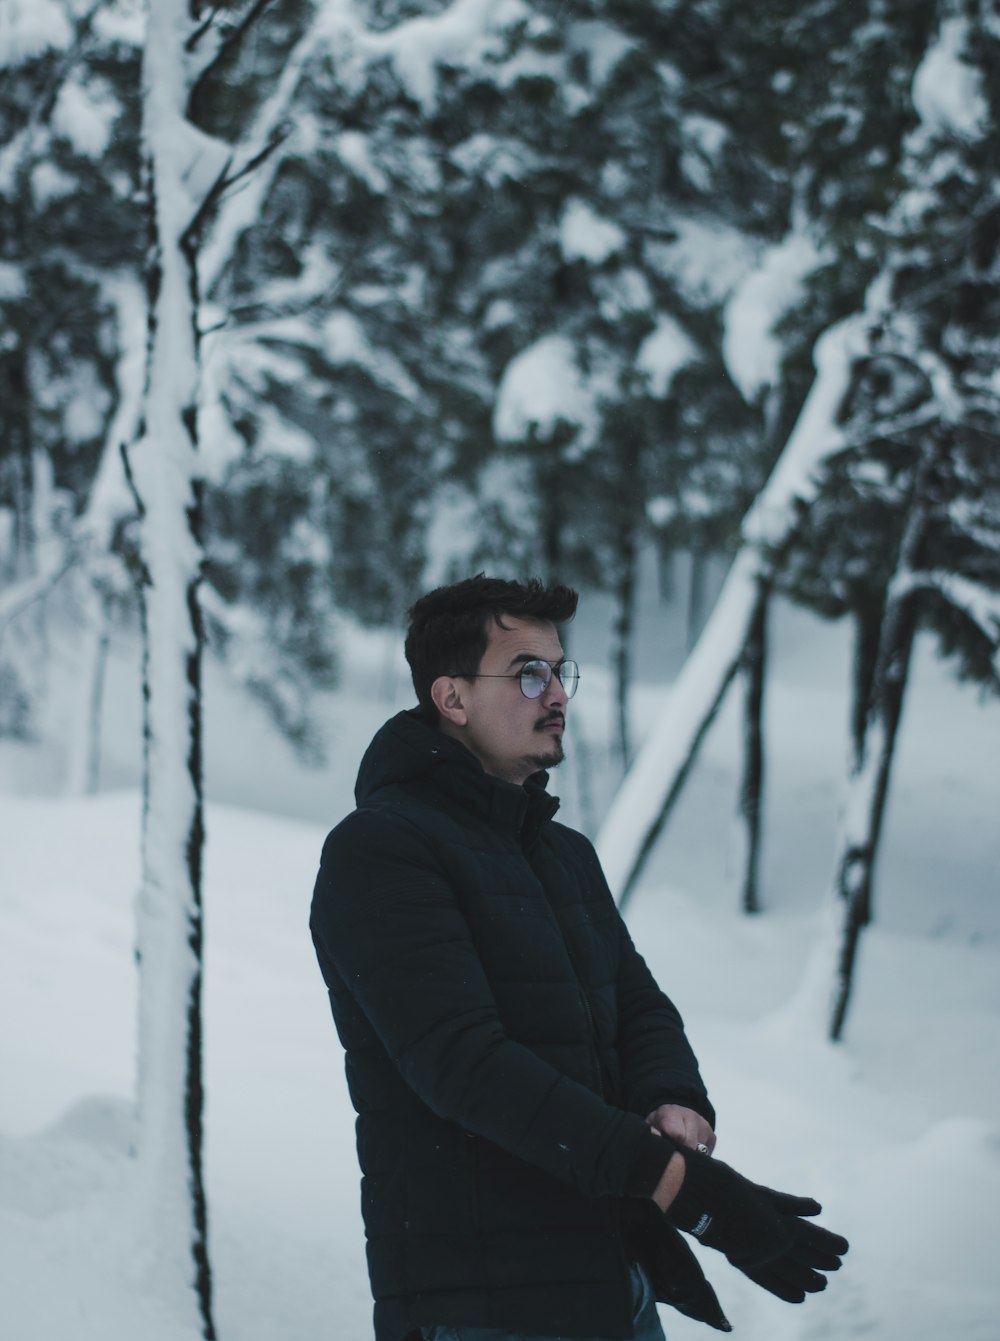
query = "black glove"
xmin=663 ymin=1147 xmax=849 ymax=1303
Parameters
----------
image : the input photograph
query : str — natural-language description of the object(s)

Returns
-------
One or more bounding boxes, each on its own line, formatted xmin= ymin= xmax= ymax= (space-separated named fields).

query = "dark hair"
xmin=405 ymin=574 xmax=578 ymax=716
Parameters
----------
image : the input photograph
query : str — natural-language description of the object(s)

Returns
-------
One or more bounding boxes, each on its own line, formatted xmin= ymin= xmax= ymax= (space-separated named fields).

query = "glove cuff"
xmin=663 ymin=1151 xmax=714 ymax=1237
xmin=624 ymin=1128 xmax=679 ymax=1198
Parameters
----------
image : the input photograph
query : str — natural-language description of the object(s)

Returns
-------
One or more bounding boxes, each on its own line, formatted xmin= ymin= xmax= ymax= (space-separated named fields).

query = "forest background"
xmin=1 ymin=2 xmax=999 ymax=1340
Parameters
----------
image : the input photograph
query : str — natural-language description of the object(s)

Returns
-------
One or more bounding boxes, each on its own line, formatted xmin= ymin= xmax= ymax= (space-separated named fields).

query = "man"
xmin=310 ymin=575 xmax=847 ymax=1341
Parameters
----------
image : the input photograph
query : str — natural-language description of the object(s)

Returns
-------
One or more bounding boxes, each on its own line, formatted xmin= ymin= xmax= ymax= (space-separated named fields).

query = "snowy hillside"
xmin=2 ymin=599 xmax=999 ymax=1341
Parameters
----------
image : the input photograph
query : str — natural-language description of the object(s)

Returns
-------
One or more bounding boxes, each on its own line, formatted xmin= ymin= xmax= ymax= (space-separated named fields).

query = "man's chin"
xmin=530 ymin=741 xmax=565 ymax=771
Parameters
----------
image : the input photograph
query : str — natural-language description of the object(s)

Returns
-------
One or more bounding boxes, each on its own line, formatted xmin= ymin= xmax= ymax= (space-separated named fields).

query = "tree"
xmin=0 ymin=2 xmax=144 ymax=746
xmin=823 ymin=2 xmax=1000 ymax=1036
xmin=599 ymin=1 xmax=1000 ymax=1046
xmin=595 ymin=312 xmax=869 ymax=908
xmin=123 ymin=1 xmax=329 ymax=1332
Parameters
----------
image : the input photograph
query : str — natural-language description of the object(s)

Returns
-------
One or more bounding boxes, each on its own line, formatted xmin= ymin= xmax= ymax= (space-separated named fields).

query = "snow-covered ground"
xmin=2 ymin=595 xmax=999 ymax=1341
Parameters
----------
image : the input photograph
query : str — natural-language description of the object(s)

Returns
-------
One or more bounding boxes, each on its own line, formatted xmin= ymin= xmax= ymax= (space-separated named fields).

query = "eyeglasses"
xmin=455 ymin=658 xmax=580 ymax=700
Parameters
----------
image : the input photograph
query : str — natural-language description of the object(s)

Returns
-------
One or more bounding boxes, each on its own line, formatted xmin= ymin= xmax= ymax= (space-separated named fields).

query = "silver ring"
xmin=696 ymin=1143 xmax=709 ymax=1154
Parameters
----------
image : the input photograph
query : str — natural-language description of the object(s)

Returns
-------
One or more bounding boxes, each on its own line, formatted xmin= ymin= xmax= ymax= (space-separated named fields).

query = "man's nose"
xmin=544 ymin=672 xmax=569 ymax=708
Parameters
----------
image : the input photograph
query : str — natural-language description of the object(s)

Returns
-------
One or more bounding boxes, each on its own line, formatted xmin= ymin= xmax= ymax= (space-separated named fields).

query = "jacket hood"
xmin=356 ymin=709 xmax=558 ymax=837
xmin=355 ymin=709 xmax=457 ymax=803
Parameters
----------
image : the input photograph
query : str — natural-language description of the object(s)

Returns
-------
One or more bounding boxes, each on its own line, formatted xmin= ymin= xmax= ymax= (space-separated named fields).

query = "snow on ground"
xmin=1 ymin=593 xmax=999 ymax=1340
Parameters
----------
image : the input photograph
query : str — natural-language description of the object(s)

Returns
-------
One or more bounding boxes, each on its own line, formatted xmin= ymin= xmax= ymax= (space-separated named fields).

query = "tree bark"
xmin=686 ymin=544 xmax=708 ymax=651
xmin=4 ymin=350 xmax=34 ymax=580
xmin=738 ymin=581 xmax=770 ymax=914
xmin=849 ymin=594 xmax=886 ymax=768
xmin=828 ymin=436 xmax=940 ymax=1041
xmin=829 ymin=593 xmax=920 ymax=1040
xmin=611 ymin=521 xmax=638 ymax=773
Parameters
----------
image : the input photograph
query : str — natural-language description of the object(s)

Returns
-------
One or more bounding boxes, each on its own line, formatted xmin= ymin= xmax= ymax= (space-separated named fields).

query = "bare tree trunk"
xmin=86 ymin=617 xmax=111 ymax=794
xmin=849 ymin=594 xmax=886 ymax=767
xmin=829 ymin=437 xmax=940 ymax=1041
xmin=686 ymin=544 xmax=708 ymax=651
xmin=611 ymin=528 xmax=638 ymax=773
xmin=737 ymin=581 xmax=769 ymax=914
xmin=537 ymin=457 xmax=566 ymax=582
xmin=829 ymin=596 xmax=920 ymax=1040
xmin=655 ymin=540 xmax=675 ymax=604
xmin=6 ymin=355 xmax=34 ymax=580
xmin=62 ymin=591 xmax=111 ymax=796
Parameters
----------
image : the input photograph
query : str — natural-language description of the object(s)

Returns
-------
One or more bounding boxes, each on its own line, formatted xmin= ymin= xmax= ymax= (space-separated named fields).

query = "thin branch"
xmin=0 ymin=551 xmax=78 ymax=640
xmin=219 ymin=123 xmax=294 ymax=195
xmin=187 ymin=0 xmax=280 ymax=93
xmin=186 ymin=5 xmax=227 ymax=54
xmin=0 ymin=1 xmax=107 ymax=183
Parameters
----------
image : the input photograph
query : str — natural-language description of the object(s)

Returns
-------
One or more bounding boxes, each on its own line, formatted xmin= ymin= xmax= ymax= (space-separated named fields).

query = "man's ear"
xmin=430 ymin=675 xmax=468 ymax=727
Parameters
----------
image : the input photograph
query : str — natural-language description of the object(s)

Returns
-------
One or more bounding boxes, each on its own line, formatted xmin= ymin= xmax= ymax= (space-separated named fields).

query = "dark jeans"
xmin=419 ymin=1263 xmax=667 ymax=1341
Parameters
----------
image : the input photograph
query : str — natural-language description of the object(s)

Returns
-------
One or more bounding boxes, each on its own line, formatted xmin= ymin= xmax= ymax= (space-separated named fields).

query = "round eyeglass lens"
xmin=518 ymin=660 xmax=579 ymax=700
xmin=518 ymin=661 xmax=550 ymax=698
xmin=558 ymin=660 xmax=579 ymax=698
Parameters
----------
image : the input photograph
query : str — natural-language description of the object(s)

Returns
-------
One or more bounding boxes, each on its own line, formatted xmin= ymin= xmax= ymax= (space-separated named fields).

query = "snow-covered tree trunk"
xmin=597 ymin=313 xmax=867 ymax=907
xmin=123 ymin=2 xmax=219 ymax=1333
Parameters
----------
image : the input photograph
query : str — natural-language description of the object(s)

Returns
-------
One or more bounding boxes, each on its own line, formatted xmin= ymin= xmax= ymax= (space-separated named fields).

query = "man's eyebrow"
xmin=506 ymin=652 xmax=562 ymax=670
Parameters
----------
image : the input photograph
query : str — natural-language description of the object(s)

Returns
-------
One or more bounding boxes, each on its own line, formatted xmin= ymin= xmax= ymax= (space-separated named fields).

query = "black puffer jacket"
xmin=310 ymin=710 xmax=727 ymax=1341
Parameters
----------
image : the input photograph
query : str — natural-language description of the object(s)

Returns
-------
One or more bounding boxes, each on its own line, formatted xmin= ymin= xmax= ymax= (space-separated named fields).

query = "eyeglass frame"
xmin=448 ymin=657 xmax=580 ymax=701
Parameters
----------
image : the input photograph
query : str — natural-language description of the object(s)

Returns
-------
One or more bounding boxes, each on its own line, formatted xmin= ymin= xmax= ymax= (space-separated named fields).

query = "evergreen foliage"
xmin=2 ymin=0 xmax=997 ymax=792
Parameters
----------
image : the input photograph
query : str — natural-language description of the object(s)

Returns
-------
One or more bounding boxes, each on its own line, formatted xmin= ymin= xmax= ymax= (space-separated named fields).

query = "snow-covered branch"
xmin=892 ymin=567 xmax=1000 ymax=656
xmin=200 ymin=11 xmax=334 ymax=295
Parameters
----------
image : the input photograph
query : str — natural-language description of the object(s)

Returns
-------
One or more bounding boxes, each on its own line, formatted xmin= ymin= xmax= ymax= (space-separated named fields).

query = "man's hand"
xmin=646 ymin=1103 xmax=717 ymax=1155
xmin=663 ymin=1147 xmax=849 ymax=1303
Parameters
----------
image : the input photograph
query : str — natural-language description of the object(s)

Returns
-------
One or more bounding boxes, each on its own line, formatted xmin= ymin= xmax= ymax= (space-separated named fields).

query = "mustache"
xmin=536 ymin=712 xmax=565 ymax=729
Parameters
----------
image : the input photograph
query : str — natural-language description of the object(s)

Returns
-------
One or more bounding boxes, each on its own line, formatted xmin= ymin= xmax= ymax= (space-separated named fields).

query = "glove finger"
xmin=758 ymin=1187 xmax=823 ymax=1218
xmin=738 ymin=1263 xmax=810 ymax=1304
xmin=752 ymin=1256 xmax=830 ymax=1297
xmin=785 ymin=1239 xmax=845 ymax=1272
xmin=796 ymin=1222 xmax=850 ymax=1257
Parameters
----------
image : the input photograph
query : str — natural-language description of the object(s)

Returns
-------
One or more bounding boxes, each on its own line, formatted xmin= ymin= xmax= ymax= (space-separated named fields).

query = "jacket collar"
xmin=356 ymin=709 xmax=560 ymax=842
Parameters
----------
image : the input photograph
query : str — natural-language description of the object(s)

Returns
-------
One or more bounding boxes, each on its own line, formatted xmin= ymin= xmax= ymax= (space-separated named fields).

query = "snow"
xmin=493 ymin=333 xmax=598 ymax=450
xmin=680 ymin=115 xmax=728 ymax=192
xmin=337 ymin=131 xmax=388 ymax=192
xmin=323 ymin=308 xmax=420 ymax=400
xmin=636 ymin=316 xmax=697 ymax=397
xmin=911 ymin=17 xmax=989 ymax=141
xmin=559 ymin=197 xmax=627 ymax=265
xmin=0 ymin=261 xmax=26 ymax=299
xmin=645 ymin=215 xmax=760 ymax=307
xmin=2 ymin=592 xmax=1000 ymax=1340
xmin=92 ymin=7 xmax=143 ymax=48
xmin=30 ymin=160 xmax=78 ymax=206
xmin=740 ymin=314 xmax=863 ymax=548
xmin=0 ymin=0 xmax=72 ymax=68
xmin=723 ymin=230 xmax=826 ymax=401
xmin=565 ymin=21 xmax=637 ymax=89
xmin=357 ymin=0 xmax=529 ymax=114
xmin=595 ymin=266 xmax=653 ymax=319
xmin=52 ymin=78 xmax=120 ymax=159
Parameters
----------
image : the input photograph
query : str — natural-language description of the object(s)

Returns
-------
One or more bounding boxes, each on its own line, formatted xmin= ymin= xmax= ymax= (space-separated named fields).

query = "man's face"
xmin=438 ymin=615 xmax=570 ymax=786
